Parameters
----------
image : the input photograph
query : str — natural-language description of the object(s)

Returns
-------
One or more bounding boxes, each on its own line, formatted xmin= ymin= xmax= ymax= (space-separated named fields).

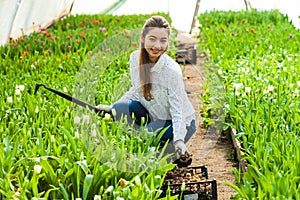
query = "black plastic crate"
xmin=176 ymin=47 xmax=197 ymax=64
xmin=161 ymin=166 xmax=218 ymax=200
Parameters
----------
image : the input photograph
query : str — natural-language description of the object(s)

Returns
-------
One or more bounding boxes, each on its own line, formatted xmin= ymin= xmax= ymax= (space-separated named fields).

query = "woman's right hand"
xmin=96 ymin=104 xmax=112 ymax=113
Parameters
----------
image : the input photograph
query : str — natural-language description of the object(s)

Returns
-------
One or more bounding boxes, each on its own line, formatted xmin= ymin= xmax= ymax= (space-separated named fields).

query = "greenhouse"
xmin=1 ymin=0 xmax=299 ymax=199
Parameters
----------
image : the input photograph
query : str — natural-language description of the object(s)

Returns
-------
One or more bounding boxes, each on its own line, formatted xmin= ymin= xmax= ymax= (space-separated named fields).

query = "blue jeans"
xmin=112 ymin=100 xmax=196 ymax=145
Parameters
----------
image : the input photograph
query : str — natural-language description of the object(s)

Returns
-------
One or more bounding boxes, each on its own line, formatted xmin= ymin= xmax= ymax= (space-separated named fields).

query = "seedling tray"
xmin=161 ymin=166 xmax=218 ymax=200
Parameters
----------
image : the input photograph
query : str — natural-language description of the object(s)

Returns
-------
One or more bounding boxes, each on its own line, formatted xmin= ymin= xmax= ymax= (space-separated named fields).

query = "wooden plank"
xmin=229 ymin=127 xmax=247 ymax=173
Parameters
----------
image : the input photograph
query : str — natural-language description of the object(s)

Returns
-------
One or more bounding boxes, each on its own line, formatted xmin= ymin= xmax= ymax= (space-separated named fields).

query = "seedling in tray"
xmin=161 ymin=166 xmax=218 ymax=200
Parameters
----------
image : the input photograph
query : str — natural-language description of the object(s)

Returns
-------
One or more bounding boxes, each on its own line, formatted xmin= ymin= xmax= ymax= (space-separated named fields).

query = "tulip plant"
xmin=0 ymin=12 xmax=181 ymax=199
xmin=197 ymin=9 xmax=300 ymax=199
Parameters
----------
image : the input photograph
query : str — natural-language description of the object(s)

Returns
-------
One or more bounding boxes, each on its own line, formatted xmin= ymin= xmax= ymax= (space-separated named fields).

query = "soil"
xmin=175 ymin=31 xmax=238 ymax=200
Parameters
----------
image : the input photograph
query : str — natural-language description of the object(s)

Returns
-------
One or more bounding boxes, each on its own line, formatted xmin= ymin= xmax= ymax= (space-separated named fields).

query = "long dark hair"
xmin=139 ymin=15 xmax=170 ymax=101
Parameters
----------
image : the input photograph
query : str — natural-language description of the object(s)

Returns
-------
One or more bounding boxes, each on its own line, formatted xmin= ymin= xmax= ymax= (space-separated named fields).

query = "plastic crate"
xmin=161 ymin=166 xmax=218 ymax=200
xmin=176 ymin=47 xmax=197 ymax=64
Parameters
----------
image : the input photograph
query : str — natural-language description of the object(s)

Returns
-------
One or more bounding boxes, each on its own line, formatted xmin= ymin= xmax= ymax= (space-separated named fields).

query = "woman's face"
xmin=143 ymin=27 xmax=169 ymax=63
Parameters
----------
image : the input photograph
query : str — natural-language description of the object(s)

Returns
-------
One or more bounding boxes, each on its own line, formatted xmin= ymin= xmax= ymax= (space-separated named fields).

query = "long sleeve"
xmin=115 ymin=51 xmax=139 ymax=103
xmin=167 ymin=66 xmax=189 ymax=142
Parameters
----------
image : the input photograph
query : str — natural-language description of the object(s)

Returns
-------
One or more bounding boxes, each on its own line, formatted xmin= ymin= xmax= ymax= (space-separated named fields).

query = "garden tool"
xmin=34 ymin=83 xmax=192 ymax=167
xmin=34 ymin=83 xmax=112 ymax=116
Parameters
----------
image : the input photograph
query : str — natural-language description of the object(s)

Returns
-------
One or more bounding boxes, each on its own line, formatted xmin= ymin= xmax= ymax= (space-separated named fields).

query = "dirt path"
xmin=176 ymin=32 xmax=237 ymax=200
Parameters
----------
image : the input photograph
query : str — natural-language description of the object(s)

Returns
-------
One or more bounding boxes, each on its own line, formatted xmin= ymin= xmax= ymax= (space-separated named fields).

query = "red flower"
xmin=41 ymin=27 xmax=47 ymax=31
xmin=250 ymin=29 xmax=255 ymax=33
xmin=242 ymin=19 xmax=246 ymax=23
xmin=66 ymin=35 xmax=71 ymax=40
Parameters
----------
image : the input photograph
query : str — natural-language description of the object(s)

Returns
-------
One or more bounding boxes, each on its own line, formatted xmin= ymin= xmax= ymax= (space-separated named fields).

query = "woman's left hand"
xmin=174 ymin=139 xmax=188 ymax=158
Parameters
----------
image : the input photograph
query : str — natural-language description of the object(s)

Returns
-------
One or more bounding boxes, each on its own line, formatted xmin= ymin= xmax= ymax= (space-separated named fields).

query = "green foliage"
xmin=198 ymin=9 xmax=300 ymax=199
xmin=0 ymin=12 xmax=177 ymax=199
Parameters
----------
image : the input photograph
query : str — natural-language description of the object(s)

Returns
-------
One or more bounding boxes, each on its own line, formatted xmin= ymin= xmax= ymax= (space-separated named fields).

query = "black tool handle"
xmin=34 ymin=84 xmax=112 ymax=115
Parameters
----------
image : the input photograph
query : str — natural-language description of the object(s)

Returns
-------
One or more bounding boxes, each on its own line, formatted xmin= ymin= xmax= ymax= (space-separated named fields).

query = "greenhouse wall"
xmin=0 ymin=0 xmax=299 ymax=45
xmin=0 ymin=0 xmax=74 ymax=46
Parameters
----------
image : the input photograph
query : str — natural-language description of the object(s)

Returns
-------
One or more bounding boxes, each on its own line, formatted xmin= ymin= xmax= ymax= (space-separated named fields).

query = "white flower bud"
xmin=245 ymin=87 xmax=251 ymax=94
xmin=35 ymin=106 xmax=39 ymax=113
xmin=34 ymin=165 xmax=42 ymax=174
xmin=15 ymin=89 xmax=21 ymax=95
xmin=267 ymin=85 xmax=274 ymax=92
xmin=74 ymin=116 xmax=80 ymax=124
xmin=104 ymin=113 xmax=111 ymax=120
xmin=7 ymin=96 xmax=13 ymax=103
xmin=82 ymin=115 xmax=90 ymax=124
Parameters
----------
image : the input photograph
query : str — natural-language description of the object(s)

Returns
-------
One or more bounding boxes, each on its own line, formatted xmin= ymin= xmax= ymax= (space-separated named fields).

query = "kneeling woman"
xmin=98 ymin=15 xmax=196 ymax=159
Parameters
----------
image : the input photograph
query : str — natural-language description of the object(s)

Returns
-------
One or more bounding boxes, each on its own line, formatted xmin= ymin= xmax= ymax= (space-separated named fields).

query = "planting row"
xmin=0 ymin=13 xmax=186 ymax=199
xmin=198 ymin=9 xmax=300 ymax=199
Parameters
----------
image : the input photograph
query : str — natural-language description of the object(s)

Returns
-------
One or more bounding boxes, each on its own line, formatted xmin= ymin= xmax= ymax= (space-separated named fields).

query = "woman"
xmin=97 ymin=15 xmax=196 ymax=159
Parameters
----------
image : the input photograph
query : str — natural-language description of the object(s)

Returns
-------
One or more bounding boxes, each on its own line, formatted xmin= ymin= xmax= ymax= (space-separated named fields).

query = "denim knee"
xmin=112 ymin=101 xmax=131 ymax=121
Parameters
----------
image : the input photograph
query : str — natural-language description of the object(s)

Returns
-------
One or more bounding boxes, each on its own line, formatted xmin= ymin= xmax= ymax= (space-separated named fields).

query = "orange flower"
xmin=242 ymin=19 xmax=246 ymax=23
xmin=66 ymin=35 xmax=71 ymax=40
xmin=119 ymin=178 xmax=127 ymax=187
xmin=132 ymin=42 xmax=137 ymax=47
xmin=80 ymin=32 xmax=85 ymax=39
xmin=250 ymin=29 xmax=255 ymax=33
xmin=105 ymin=32 xmax=108 ymax=37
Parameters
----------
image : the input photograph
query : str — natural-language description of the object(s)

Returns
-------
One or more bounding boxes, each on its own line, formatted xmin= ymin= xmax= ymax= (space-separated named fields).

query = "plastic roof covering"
xmin=0 ymin=0 xmax=74 ymax=46
xmin=71 ymin=0 xmax=300 ymax=31
xmin=0 ymin=0 xmax=299 ymax=46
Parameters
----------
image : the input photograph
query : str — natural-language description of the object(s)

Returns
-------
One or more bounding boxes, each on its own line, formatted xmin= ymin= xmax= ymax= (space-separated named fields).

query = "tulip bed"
xmin=198 ymin=9 xmax=300 ymax=199
xmin=0 ymin=13 xmax=183 ymax=199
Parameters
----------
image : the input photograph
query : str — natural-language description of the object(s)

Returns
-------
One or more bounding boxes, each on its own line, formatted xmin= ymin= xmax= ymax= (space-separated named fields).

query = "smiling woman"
xmin=97 ymin=15 xmax=196 ymax=161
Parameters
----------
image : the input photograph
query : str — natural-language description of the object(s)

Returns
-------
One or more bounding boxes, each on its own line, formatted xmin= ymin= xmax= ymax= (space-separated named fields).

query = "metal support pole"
xmin=189 ymin=0 xmax=201 ymax=34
